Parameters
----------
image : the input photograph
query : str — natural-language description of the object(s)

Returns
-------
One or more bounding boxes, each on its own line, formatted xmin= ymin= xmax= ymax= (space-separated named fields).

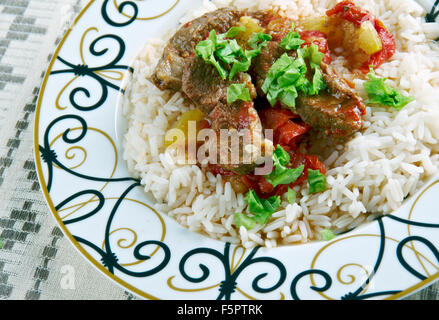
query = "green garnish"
xmin=228 ymin=32 xmax=272 ymax=80
xmin=262 ymin=44 xmax=327 ymax=108
xmin=222 ymin=26 xmax=247 ymax=38
xmin=265 ymin=145 xmax=305 ymax=188
xmin=287 ymin=188 xmax=297 ymax=204
xmin=266 ymin=165 xmax=305 ymax=188
xmin=244 ymin=190 xmax=282 ymax=225
xmin=280 ymin=23 xmax=305 ymax=50
xmin=308 ymin=169 xmax=327 ymax=194
xmin=262 ymin=53 xmax=299 ymax=107
xmin=216 ymin=39 xmax=243 ymax=64
xmin=196 ymin=30 xmax=228 ymax=79
xmin=228 ymin=50 xmax=254 ymax=80
xmin=301 ymin=43 xmax=325 ymax=69
xmin=227 ymin=83 xmax=251 ymax=104
xmin=234 ymin=190 xmax=282 ymax=230
xmin=272 ymin=143 xmax=290 ymax=167
xmin=0 ymin=239 xmax=3 ymax=249
xmin=321 ymin=229 xmax=336 ymax=241
xmin=308 ymin=67 xmax=326 ymax=95
xmin=249 ymin=32 xmax=272 ymax=50
xmin=196 ymin=28 xmax=246 ymax=80
xmin=234 ymin=212 xmax=257 ymax=230
xmin=196 ymin=27 xmax=271 ymax=81
xmin=364 ymin=66 xmax=414 ymax=110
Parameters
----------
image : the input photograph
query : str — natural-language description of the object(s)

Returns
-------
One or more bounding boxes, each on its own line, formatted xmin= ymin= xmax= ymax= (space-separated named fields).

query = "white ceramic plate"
xmin=34 ymin=0 xmax=439 ymax=300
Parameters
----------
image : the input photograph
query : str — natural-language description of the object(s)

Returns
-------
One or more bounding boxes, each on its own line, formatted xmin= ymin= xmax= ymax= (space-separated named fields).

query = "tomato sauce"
xmin=241 ymin=151 xmax=326 ymax=198
xmin=237 ymin=102 xmax=257 ymax=130
xmin=326 ymin=0 xmax=395 ymax=72
xmin=362 ymin=20 xmax=395 ymax=73
xmin=238 ymin=106 xmax=326 ymax=198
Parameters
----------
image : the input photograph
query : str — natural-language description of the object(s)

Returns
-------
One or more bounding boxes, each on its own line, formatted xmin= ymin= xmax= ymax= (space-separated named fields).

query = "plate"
xmin=34 ymin=0 xmax=439 ymax=300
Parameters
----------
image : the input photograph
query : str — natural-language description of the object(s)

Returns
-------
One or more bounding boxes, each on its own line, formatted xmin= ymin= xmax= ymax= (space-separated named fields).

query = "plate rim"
xmin=33 ymin=0 xmax=439 ymax=300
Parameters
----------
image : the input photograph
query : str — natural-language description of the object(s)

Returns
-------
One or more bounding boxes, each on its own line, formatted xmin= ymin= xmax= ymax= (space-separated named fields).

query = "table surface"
xmin=0 ymin=0 xmax=437 ymax=300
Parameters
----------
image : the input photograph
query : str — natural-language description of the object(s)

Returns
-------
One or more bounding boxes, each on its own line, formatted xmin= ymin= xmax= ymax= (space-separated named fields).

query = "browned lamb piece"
xmin=251 ymin=23 xmax=365 ymax=138
xmin=151 ymin=8 xmax=244 ymax=91
xmin=182 ymin=55 xmax=267 ymax=175
xmin=295 ymin=63 xmax=365 ymax=138
xmin=151 ymin=8 xmax=272 ymax=174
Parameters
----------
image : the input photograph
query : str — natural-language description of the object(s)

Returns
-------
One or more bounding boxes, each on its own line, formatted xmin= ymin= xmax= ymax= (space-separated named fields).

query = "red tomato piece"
xmin=258 ymin=177 xmax=275 ymax=194
xmin=305 ymin=154 xmax=327 ymax=174
xmin=326 ymin=1 xmax=373 ymax=26
xmin=259 ymin=107 xmax=300 ymax=131
xmin=327 ymin=0 xmax=396 ymax=73
xmin=287 ymin=152 xmax=326 ymax=187
xmin=275 ymin=120 xmax=311 ymax=147
xmin=361 ymin=20 xmax=396 ymax=73
xmin=242 ymin=150 xmax=326 ymax=198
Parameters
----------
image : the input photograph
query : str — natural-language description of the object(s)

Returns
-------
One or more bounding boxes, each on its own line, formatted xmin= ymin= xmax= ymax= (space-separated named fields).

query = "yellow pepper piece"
xmin=358 ymin=21 xmax=383 ymax=55
xmin=299 ymin=16 xmax=331 ymax=34
xmin=236 ymin=16 xmax=264 ymax=48
xmin=165 ymin=108 xmax=206 ymax=147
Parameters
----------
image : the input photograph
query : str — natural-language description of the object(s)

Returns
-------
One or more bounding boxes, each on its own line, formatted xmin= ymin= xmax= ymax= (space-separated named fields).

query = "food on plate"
xmin=122 ymin=0 xmax=439 ymax=248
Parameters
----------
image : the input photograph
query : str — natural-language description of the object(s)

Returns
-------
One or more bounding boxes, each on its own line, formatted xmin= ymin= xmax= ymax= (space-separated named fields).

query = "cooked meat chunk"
xmin=151 ymin=8 xmax=244 ymax=91
xmin=151 ymin=7 xmax=366 ymax=176
xmin=211 ymin=102 xmax=269 ymax=175
xmin=296 ymin=63 xmax=365 ymax=137
xmin=252 ymin=41 xmax=285 ymax=96
xmin=182 ymin=56 xmax=257 ymax=115
xmin=251 ymin=41 xmax=298 ymax=96
xmin=182 ymin=56 xmax=269 ymax=174
xmin=252 ymin=41 xmax=364 ymax=138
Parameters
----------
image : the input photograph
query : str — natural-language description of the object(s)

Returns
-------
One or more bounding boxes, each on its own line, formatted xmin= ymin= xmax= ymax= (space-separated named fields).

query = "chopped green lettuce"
xmin=227 ymin=83 xmax=251 ymax=104
xmin=249 ymin=32 xmax=272 ymax=50
xmin=321 ymin=229 xmax=336 ymax=241
xmin=308 ymin=169 xmax=327 ymax=194
xmin=195 ymin=30 xmax=228 ymax=79
xmin=262 ymin=44 xmax=327 ymax=108
xmin=266 ymin=164 xmax=305 ymax=188
xmin=364 ymin=66 xmax=414 ymax=110
xmin=300 ymin=43 xmax=325 ymax=68
xmin=280 ymin=23 xmax=305 ymax=50
xmin=234 ymin=213 xmax=257 ymax=230
xmin=287 ymin=188 xmax=297 ymax=204
xmin=216 ymin=39 xmax=244 ymax=64
xmin=196 ymin=27 xmax=271 ymax=81
xmin=243 ymin=190 xmax=282 ymax=226
xmin=222 ymin=26 xmax=247 ymax=39
xmin=265 ymin=145 xmax=305 ymax=188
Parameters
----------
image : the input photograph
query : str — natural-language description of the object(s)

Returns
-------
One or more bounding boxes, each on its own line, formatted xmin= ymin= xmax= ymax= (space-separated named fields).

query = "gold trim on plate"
xmin=33 ymin=0 xmax=439 ymax=300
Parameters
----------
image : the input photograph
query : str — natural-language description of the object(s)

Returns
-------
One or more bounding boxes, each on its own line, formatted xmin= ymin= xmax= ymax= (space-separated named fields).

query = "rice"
xmin=122 ymin=0 xmax=439 ymax=248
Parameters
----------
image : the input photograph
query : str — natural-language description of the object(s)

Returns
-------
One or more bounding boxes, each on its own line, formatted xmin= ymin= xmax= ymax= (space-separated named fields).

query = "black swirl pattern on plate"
xmin=290 ymin=215 xmax=439 ymax=300
xmin=55 ymin=189 xmax=105 ymax=225
xmin=72 ymin=182 xmax=171 ymax=277
xmin=40 ymin=115 xmax=169 ymax=278
xmin=39 ymin=115 xmax=138 ymax=193
xmin=426 ymin=0 xmax=439 ymax=22
xmin=101 ymin=0 xmax=139 ymax=27
xmin=50 ymin=33 xmax=132 ymax=112
xmin=290 ymin=218 xmax=400 ymax=300
xmin=178 ymin=242 xmax=287 ymax=300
